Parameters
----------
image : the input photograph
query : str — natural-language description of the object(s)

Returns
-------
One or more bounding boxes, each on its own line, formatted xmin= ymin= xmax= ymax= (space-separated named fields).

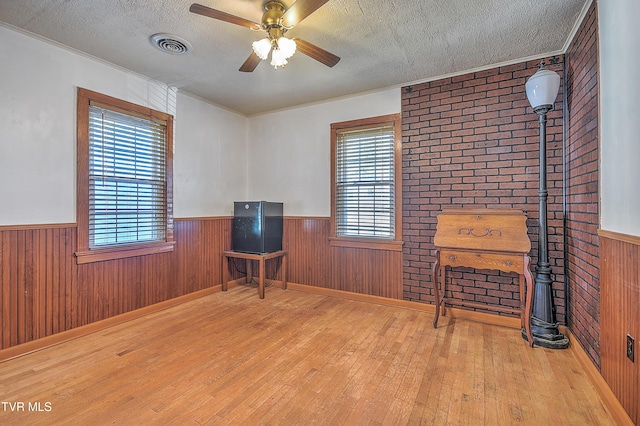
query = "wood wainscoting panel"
xmin=281 ymin=217 xmax=403 ymax=298
xmin=600 ymin=232 xmax=639 ymax=424
xmin=75 ymin=252 xmax=174 ymax=327
xmin=2 ymin=216 xmax=406 ymax=353
xmin=174 ymin=218 xmax=235 ymax=296
xmin=74 ymin=218 xmax=235 ymax=328
xmin=0 ymin=218 xmax=235 ymax=351
xmin=331 ymin=245 xmax=403 ymax=299
xmin=280 ymin=217 xmax=331 ymax=288
xmin=1 ymin=226 xmax=78 ymax=349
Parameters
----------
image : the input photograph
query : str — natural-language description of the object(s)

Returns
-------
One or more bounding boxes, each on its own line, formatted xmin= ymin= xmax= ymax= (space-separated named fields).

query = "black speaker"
xmin=232 ymin=201 xmax=283 ymax=254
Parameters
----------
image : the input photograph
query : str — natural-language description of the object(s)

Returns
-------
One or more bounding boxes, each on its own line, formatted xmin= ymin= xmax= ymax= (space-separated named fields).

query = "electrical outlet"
xmin=627 ymin=334 xmax=635 ymax=362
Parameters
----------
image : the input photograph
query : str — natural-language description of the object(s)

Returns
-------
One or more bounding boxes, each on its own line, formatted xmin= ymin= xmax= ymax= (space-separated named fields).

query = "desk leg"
xmin=246 ymin=260 xmax=253 ymax=284
xmin=258 ymin=257 xmax=265 ymax=299
xmin=222 ymin=254 xmax=229 ymax=292
xmin=523 ymin=256 xmax=534 ymax=348
xmin=282 ymin=253 xmax=287 ymax=290
xmin=432 ymin=251 xmax=441 ymax=328
xmin=519 ymin=274 xmax=525 ymax=331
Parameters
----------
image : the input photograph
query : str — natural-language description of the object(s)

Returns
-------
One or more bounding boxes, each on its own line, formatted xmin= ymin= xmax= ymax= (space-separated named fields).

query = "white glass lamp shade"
xmin=525 ymin=66 xmax=561 ymax=111
xmin=277 ymin=37 xmax=297 ymax=59
xmin=252 ymin=38 xmax=272 ymax=60
xmin=270 ymin=48 xmax=288 ymax=69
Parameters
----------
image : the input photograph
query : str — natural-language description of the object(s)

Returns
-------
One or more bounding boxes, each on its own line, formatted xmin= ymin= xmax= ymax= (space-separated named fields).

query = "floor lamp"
xmin=524 ymin=61 xmax=570 ymax=349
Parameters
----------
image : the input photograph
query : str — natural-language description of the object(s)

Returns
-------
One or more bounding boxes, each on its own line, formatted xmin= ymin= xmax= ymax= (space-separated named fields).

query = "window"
xmin=76 ymin=88 xmax=174 ymax=264
xmin=330 ymin=114 xmax=402 ymax=250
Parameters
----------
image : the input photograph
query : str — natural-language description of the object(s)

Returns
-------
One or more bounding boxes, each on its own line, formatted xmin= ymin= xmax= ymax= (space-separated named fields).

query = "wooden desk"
xmin=222 ymin=250 xmax=287 ymax=299
xmin=431 ymin=209 xmax=534 ymax=347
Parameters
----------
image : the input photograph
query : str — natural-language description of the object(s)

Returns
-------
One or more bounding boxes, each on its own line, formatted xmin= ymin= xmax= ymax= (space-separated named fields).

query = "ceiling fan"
xmin=189 ymin=0 xmax=340 ymax=72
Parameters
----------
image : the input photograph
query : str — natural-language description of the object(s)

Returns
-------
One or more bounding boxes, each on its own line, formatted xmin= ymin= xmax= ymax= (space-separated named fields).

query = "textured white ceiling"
xmin=0 ymin=0 xmax=588 ymax=115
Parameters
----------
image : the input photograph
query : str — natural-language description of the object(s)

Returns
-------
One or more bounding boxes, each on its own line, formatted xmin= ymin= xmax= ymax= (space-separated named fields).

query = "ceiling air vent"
xmin=150 ymin=33 xmax=193 ymax=55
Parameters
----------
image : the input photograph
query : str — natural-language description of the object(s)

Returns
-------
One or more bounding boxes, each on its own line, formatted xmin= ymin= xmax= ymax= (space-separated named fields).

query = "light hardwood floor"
xmin=0 ymin=285 xmax=616 ymax=425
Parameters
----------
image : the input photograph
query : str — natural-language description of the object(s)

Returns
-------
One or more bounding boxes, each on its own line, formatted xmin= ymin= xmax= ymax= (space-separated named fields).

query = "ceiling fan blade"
xmin=282 ymin=0 xmax=330 ymax=27
xmin=189 ymin=3 xmax=261 ymax=30
xmin=239 ymin=52 xmax=262 ymax=72
xmin=294 ymin=38 xmax=340 ymax=68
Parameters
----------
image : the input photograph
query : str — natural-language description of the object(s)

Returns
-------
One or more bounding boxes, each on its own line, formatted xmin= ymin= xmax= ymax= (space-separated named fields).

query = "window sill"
xmin=75 ymin=241 xmax=175 ymax=264
xmin=329 ymin=237 xmax=404 ymax=251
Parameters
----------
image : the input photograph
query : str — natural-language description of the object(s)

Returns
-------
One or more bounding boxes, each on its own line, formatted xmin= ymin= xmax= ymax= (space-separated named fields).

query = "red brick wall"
xmin=401 ymin=59 xmax=566 ymax=323
xmin=565 ymin=2 xmax=600 ymax=368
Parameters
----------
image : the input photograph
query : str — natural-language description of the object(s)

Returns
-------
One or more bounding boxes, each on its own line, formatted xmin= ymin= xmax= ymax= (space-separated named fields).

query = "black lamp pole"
xmin=523 ymin=61 xmax=569 ymax=349
xmin=528 ymin=104 xmax=569 ymax=349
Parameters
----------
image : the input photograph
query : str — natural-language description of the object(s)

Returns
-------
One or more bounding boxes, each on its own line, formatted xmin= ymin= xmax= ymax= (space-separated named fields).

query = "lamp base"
xmin=521 ymin=317 xmax=570 ymax=349
xmin=521 ymin=329 xmax=570 ymax=349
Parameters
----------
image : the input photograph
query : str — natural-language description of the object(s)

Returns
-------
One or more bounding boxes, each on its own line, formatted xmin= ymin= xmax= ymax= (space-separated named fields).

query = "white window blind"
xmin=335 ymin=124 xmax=395 ymax=238
xmin=88 ymin=105 xmax=167 ymax=248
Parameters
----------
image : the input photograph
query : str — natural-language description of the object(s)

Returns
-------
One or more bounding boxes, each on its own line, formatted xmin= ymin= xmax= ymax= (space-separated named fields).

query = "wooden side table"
xmin=431 ymin=209 xmax=534 ymax=347
xmin=222 ymin=250 xmax=287 ymax=299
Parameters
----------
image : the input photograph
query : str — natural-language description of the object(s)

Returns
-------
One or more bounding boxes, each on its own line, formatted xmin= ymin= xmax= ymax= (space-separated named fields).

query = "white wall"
xmin=246 ymin=90 xmax=401 ymax=217
xmin=0 ymin=25 xmax=247 ymax=225
xmin=173 ymin=93 xmax=247 ymax=217
xmin=599 ymin=1 xmax=640 ymax=236
xmin=0 ymin=22 xmax=397 ymax=224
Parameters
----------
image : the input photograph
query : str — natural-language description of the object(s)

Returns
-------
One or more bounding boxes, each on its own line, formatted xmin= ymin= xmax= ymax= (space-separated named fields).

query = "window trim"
xmin=330 ymin=113 xmax=402 ymax=250
xmin=75 ymin=88 xmax=174 ymax=264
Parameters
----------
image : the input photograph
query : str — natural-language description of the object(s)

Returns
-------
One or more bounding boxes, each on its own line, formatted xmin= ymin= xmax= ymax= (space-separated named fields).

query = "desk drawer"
xmin=439 ymin=249 xmax=523 ymax=274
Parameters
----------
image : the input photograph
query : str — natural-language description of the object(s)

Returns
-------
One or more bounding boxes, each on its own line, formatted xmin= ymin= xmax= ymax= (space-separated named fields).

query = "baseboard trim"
xmin=0 ymin=279 xmax=244 ymax=363
xmin=285 ymin=282 xmax=521 ymax=329
xmin=562 ymin=327 xmax=634 ymax=426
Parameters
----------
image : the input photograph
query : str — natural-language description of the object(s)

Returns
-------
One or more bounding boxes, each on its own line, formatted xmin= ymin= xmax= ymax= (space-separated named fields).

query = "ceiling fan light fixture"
xmin=189 ymin=1 xmax=340 ymax=72
xmin=277 ymin=37 xmax=297 ymax=59
xmin=270 ymin=48 xmax=288 ymax=69
xmin=252 ymin=38 xmax=272 ymax=60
